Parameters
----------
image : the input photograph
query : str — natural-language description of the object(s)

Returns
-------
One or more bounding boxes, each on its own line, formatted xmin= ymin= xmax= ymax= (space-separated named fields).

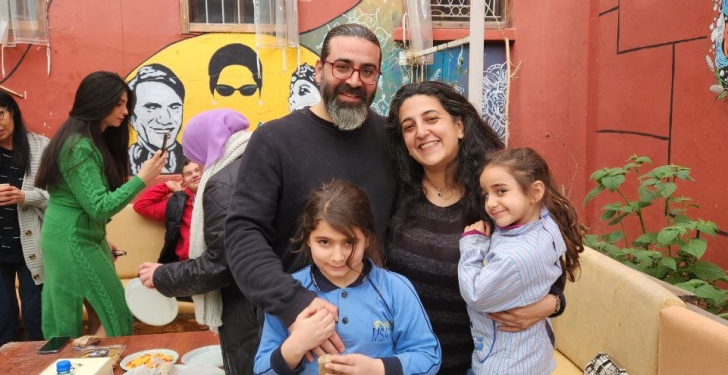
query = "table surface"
xmin=0 ymin=331 xmax=219 ymax=374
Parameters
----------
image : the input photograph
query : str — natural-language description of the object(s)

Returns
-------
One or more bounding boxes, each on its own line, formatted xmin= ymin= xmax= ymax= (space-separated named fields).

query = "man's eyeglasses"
xmin=214 ymin=84 xmax=258 ymax=97
xmin=324 ymin=61 xmax=380 ymax=85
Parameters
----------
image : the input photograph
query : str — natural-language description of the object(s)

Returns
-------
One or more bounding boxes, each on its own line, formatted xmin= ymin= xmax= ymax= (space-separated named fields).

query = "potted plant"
xmin=583 ymin=155 xmax=728 ymax=318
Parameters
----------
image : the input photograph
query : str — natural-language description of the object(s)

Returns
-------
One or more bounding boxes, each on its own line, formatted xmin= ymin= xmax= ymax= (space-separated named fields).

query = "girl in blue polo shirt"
xmin=254 ymin=179 xmax=441 ymax=375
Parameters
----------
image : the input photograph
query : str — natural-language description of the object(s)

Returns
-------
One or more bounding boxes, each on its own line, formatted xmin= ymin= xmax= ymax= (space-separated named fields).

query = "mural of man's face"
xmin=288 ymin=80 xmax=321 ymax=111
xmin=132 ymin=81 xmax=183 ymax=150
xmin=213 ymin=65 xmax=259 ymax=110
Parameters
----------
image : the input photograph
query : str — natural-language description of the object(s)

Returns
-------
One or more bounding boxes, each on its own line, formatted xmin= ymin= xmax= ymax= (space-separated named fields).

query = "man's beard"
xmin=320 ymin=76 xmax=375 ymax=131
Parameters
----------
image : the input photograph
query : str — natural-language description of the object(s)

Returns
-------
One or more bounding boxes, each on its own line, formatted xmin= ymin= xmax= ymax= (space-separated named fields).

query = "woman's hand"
xmin=138 ymin=262 xmax=163 ymax=288
xmin=487 ymin=294 xmax=558 ymax=332
xmin=0 ymin=184 xmax=25 ymax=206
xmin=325 ymin=354 xmax=384 ymax=375
xmin=137 ymin=150 xmax=167 ymax=185
xmin=464 ymin=220 xmax=491 ymax=236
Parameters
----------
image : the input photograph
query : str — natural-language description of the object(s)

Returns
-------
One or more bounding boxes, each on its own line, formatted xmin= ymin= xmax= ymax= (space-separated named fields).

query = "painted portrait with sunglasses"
xmin=208 ymin=43 xmax=263 ymax=113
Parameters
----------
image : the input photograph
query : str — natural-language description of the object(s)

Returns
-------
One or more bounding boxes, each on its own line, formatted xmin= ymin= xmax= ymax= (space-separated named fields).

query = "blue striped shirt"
xmin=458 ymin=209 xmax=565 ymax=375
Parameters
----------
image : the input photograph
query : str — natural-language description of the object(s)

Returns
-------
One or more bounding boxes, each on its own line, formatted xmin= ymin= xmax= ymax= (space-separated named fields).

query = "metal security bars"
xmin=430 ymin=0 xmax=504 ymax=28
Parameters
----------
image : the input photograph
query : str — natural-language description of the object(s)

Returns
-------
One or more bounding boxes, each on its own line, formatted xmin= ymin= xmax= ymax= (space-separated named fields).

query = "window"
xmin=430 ymin=0 xmax=506 ymax=29
xmin=181 ymin=0 xmax=289 ymax=34
xmin=0 ymin=0 xmax=48 ymax=45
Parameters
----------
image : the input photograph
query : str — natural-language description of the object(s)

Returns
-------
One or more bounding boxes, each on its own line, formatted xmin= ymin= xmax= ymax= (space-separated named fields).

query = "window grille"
xmin=184 ymin=0 xmax=295 ymax=36
xmin=430 ymin=0 xmax=504 ymax=28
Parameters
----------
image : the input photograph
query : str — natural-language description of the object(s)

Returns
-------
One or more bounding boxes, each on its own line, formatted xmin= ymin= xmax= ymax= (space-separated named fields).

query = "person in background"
xmin=133 ymin=160 xmax=202 ymax=263
xmin=384 ymin=81 xmax=566 ymax=374
xmin=138 ymin=109 xmax=253 ymax=375
xmin=225 ymin=23 xmax=396 ymax=363
xmin=254 ymin=179 xmax=440 ymax=375
xmin=459 ymin=147 xmax=582 ymax=374
xmin=0 ymin=91 xmax=49 ymax=345
xmin=36 ymin=71 xmax=166 ymax=338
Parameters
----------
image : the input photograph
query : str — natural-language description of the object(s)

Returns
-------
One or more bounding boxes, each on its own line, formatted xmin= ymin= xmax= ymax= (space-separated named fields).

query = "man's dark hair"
xmin=320 ymin=24 xmax=382 ymax=67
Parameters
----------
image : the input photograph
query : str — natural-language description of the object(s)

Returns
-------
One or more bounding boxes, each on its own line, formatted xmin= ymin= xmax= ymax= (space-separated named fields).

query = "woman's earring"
xmin=458 ymin=130 xmax=464 ymax=138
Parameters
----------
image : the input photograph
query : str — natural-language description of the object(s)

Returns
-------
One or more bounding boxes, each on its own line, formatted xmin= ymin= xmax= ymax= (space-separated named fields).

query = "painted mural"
xmin=709 ymin=0 xmax=728 ymax=99
xmin=124 ymin=34 xmax=320 ymax=173
xmin=123 ymin=0 xmax=510 ymax=173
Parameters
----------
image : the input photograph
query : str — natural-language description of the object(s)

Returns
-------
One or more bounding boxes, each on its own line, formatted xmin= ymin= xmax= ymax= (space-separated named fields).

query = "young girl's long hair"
xmin=485 ymin=148 xmax=583 ymax=281
xmin=36 ymin=71 xmax=134 ymax=191
xmin=292 ymin=179 xmax=383 ymax=268
xmin=0 ymin=91 xmax=31 ymax=175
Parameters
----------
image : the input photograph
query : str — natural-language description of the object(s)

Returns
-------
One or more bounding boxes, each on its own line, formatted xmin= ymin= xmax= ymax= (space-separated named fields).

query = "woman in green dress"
xmin=35 ymin=71 xmax=167 ymax=338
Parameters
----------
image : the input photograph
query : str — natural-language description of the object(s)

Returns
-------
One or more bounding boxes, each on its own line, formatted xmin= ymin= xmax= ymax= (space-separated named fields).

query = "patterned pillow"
xmin=583 ymin=352 xmax=629 ymax=375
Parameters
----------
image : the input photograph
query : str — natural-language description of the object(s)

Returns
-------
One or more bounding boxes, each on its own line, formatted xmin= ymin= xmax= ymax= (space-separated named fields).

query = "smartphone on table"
xmin=38 ymin=336 xmax=71 ymax=354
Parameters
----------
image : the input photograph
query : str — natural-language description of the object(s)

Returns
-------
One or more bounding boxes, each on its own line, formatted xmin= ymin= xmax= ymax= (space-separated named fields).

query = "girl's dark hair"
xmin=292 ymin=179 xmax=383 ymax=268
xmin=385 ymin=81 xmax=505 ymax=227
xmin=0 ymin=91 xmax=30 ymax=175
xmin=36 ymin=71 xmax=135 ymax=191
xmin=484 ymin=147 xmax=583 ymax=281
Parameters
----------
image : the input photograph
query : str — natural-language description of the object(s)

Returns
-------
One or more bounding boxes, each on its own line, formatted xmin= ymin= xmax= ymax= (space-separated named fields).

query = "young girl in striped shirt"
xmin=458 ymin=148 xmax=582 ymax=375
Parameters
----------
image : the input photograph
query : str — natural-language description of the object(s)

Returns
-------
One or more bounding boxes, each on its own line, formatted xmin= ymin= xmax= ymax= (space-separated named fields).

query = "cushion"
xmin=552 ymin=350 xmax=582 ymax=375
xmin=583 ymin=352 xmax=628 ymax=375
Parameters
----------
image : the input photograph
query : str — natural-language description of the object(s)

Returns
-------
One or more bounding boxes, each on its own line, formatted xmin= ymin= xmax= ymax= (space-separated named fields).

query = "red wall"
xmin=1 ymin=0 xmax=184 ymax=137
xmin=510 ymin=1 xmax=728 ymax=268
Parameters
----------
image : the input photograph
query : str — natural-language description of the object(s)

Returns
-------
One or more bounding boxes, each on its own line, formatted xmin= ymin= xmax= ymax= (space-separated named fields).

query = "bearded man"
xmin=224 ymin=23 xmax=396 ymax=374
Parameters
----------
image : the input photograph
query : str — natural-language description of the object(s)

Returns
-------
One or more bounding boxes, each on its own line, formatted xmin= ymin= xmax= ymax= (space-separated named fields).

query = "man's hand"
xmin=138 ymin=262 xmax=163 ymax=288
xmin=0 ymin=184 xmax=25 ymax=206
xmin=487 ymin=294 xmax=556 ymax=332
xmin=281 ymin=306 xmax=336 ymax=369
xmin=288 ymin=297 xmax=345 ymax=361
xmin=324 ymin=354 xmax=384 ymax=375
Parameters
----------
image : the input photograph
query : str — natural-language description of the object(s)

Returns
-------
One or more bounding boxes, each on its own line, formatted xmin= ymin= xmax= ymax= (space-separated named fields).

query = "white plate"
xmin=120 ymin=349 xmax=179 ymax=371
xmin=182 ymin=345 xmax=224 ymax=367
xmin=124 ymin=277 xmax=178 ymax=326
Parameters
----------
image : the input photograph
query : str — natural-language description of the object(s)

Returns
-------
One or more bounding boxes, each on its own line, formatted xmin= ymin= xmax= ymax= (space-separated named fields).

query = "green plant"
xmin=584 ymin=155 xmax=728 ymax=318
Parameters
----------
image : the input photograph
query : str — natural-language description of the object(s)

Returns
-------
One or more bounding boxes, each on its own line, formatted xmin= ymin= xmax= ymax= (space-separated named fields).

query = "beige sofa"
xmin=107 ymin=204 xmax=194 ymax=315
xmin=551 ymin=247 xmax=728 ymax=375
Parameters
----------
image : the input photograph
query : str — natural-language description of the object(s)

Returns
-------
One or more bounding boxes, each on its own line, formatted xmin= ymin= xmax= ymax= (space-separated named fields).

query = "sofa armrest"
xmin=658 ymin=305 xmax=728 ymax=375
xmin=551 ymin=247 xmax=685 ymax=375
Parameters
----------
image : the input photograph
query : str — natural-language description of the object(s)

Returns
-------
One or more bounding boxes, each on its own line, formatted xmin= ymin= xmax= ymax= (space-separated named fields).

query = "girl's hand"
xmin=138 ymin=262 xmax=163 ymax=288
xmin=487 ymin=294 xmax=556 ymax=331
xmin=282 ymin=306 xmax=336 ymax=366
xmin=464 ymin=220 xmax=491 ymax=236
xmin=137 ymin=150 xmax=167 ymax=185
xmin=325 ymin=354 xmax=384 ymax=375
xmin=0 ymin=184 xmax=25 ymax=206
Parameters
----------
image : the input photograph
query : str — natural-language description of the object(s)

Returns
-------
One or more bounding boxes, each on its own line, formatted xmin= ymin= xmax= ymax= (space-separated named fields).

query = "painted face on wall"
xmin=212 ymin=65 xmax=260 ymax=110
xmin=288 ymin=63 xmax=321 ymax=111
xmin=132 ymin=81 xmax=183 ymax=150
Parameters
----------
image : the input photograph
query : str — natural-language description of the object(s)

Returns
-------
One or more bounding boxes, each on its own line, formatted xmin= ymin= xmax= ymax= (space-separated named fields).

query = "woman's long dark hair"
xmin=485 ymin=148 xmax=583 ymax=281
xmin=0 ymin=91 xmax=30 ymax=175
xmin=36 ymin=71 xmax=135 ymax=191
xmin=384 ymin=81 xmax=505 ymax=227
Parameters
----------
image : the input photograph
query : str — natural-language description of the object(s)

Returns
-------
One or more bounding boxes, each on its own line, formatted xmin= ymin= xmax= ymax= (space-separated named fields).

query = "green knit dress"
xmin=40 ymin=136 xmax=146 ymax=338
